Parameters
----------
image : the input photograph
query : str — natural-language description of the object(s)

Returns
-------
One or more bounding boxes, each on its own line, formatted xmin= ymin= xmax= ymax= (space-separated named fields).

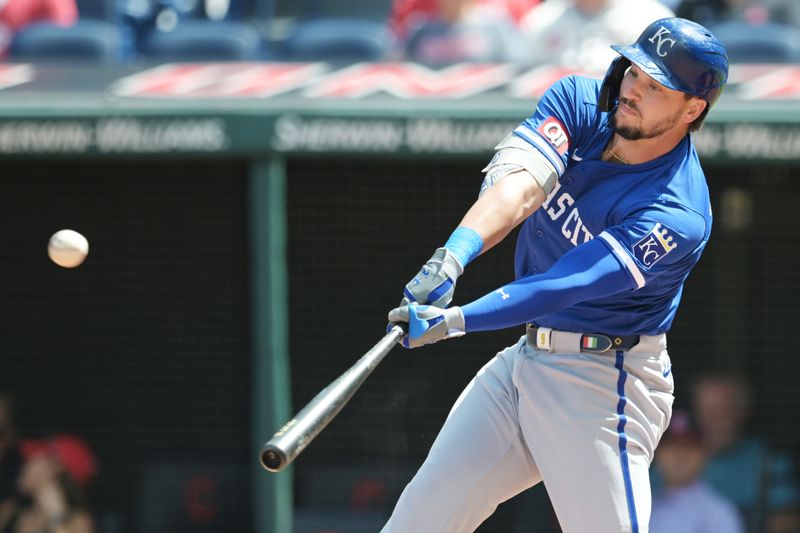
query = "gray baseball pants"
xmin=382 ymin=332 xmax=674 ymax=532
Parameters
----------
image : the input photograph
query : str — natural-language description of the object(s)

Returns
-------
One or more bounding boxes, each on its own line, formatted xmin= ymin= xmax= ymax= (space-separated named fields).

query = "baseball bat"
xmin=260 ymin=324 xmax=406 ymax=473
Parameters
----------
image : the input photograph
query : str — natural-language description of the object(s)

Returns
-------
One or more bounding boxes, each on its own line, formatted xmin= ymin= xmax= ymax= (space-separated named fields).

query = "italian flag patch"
xmin=582 ymin=336 xmax=599 ymax=349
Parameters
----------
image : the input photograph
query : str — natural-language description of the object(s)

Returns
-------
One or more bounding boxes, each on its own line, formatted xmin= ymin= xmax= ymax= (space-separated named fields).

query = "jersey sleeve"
xmin=461 ymin=237 xmax=633 ymax=332
xmin=512 ymin=75 xmax=583 ymax=182
xmin=597 ymin=202 xmax=709 ymax=290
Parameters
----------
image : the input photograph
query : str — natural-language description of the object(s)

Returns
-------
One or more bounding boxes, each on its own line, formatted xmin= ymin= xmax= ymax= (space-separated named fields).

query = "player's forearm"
xmin=401 ymin=170 xmax=546 ymax=308
xmin=460 ymin=238 xmax=632 ymax=332
xmin=458 ymin=170 xmax=546 ymax=254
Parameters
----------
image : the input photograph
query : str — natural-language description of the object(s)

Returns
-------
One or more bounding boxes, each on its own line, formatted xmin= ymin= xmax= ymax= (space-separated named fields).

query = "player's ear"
xmin=683 ymin=97 xmax=707 ymax=125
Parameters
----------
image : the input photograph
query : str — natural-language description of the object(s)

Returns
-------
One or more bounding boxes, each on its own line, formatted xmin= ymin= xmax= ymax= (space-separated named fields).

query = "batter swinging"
xmin=384 ymin=18 xmax=729 ymax=532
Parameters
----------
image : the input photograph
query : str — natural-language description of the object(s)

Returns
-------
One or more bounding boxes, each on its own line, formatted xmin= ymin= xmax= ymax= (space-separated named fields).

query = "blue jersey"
xmin=510 ymin=75 xmax=711 ymax=335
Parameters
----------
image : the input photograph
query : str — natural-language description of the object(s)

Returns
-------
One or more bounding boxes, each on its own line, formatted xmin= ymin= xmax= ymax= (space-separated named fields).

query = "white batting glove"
xmin=388 ymin=303 xmax=465 ymax=349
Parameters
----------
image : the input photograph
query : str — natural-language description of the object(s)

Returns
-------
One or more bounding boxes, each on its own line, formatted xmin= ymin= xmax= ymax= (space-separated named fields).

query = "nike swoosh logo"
xmin=570 ymin=150 xmax=583 ymax=161
xmin=663 ymin=365 xmax=672 ymax=378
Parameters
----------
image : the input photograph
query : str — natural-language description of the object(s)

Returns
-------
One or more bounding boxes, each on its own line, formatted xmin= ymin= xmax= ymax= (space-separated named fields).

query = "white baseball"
xmin=48 ymin=229 xmax=89 ymax=268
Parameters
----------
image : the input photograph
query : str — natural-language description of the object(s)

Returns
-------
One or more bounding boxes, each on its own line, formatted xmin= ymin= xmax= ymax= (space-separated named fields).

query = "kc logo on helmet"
xmin=648 ymin=26 xmax=676 ymax=57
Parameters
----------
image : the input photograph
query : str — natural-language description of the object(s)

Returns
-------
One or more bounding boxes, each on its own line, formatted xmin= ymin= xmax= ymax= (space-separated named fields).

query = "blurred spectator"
xmin=0 ymin=392 xmax=22 ymax=532
xmin=11 ymin=434 xmax=97 ymax=533
xmin=389 ymin=0 xmax=540 ymax=65
xmin=675 ymin=0 xmax=800 ymax=27
xmin=0 ymin=0 xmax=78 ymax=56
xmin=389 ymin=0 xmax=538 ymax=39
xmin=693 ymin=373 xmax=800 ymax=532
xmin=650 ymin=410 xmax=745 ymax=533
xmin=517 ymin=0 xmax=674 ymax=71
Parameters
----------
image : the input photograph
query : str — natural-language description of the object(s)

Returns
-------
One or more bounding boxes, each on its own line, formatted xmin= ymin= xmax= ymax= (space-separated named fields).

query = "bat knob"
xmin=260 ymin=448 xmax=285 ymax=472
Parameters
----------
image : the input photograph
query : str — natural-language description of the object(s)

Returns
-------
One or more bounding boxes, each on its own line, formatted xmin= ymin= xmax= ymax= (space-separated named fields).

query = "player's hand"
xmin=388 ymin=303 xmax=465 ymax=349
xmin=402 ymin=248 xmax=463 ymax=308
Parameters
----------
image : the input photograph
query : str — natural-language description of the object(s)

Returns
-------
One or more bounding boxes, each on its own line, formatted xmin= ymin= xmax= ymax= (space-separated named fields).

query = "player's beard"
xmin=609 ymin=98 xmax=685 ymax=141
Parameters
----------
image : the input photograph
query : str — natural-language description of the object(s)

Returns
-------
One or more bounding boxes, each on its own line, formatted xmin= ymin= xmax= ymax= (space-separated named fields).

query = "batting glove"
xmin=402 ymin=248 xmax=463 ymax=308
xmin=388 ymin=303 xmax=465 ymax=349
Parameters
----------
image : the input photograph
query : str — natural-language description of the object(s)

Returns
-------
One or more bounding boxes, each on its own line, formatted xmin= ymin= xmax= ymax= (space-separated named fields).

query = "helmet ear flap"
xmin=599 ymin=56 xmax=631 ymax=113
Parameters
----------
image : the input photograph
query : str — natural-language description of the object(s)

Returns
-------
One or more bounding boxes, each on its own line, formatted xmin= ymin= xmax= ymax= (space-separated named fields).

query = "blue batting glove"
xmin=388 ymin=303 xmax=465 ymax=349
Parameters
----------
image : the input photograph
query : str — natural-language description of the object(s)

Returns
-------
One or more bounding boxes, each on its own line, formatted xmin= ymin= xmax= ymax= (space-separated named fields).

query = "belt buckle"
xmin=580 ymin=334 xmax=613 ymax=353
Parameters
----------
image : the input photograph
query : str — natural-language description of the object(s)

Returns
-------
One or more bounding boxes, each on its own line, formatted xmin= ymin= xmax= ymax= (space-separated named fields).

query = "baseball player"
xmin=383 ymin=17 xmax=728 ymax=533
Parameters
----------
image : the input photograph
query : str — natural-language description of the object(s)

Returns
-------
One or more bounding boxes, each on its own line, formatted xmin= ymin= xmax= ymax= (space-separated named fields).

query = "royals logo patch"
xmin=634 ymin=223 xmax=678 ymax=268
xmin=537 ymin=117 xmax=570 ymax=155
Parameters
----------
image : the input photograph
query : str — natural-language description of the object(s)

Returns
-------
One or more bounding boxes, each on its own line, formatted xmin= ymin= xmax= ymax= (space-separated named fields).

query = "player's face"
xmin=611 ymin=64 xmax=706 ymax=141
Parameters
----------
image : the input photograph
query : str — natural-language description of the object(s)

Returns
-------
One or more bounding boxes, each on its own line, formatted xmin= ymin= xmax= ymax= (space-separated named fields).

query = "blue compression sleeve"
xmin=461 ymin=238 xmax=634 ymax=332
xmin=444 ymin=227 xmax=483 ymax=269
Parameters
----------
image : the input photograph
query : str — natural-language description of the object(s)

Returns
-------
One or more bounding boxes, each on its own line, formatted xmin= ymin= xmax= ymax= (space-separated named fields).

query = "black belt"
xmin=526 ymin=324 xmax=640 ymax=353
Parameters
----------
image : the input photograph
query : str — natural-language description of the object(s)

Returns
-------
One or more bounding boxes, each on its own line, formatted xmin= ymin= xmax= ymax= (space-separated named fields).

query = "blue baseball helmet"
xmin=599 ymin=18 xmax=729 ymax=112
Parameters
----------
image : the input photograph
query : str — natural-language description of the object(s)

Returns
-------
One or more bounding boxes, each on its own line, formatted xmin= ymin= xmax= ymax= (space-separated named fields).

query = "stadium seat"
xmin=709 ymin=21 xmax=800 ymax=64
xmin=139 ymin=461 xmax=250 ymax=531
xmin=294 ymin=509 xmax=388 ymax=533
xmin=76 ymin=0 xmax=115 ymax=19
xmin=9 ymin=20 xmax=127 ymax=64
xmin=403 ymin=18 xmax=514 ymax=66
xmin=280 ymin=17 xmax=392 ymax=62
xmin=140 ymin=20 xmax=265 ymax=61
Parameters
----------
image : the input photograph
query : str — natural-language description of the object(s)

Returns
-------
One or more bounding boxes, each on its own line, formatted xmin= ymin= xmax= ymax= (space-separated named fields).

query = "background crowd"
xmin=0 ymin=0 xmax=799 ymax=65
xmin=650 ymin=374 xmax=800 ymax=533
xmin=4 ymin=371 xmax=798 ymax=531
xmin=0 ymin=392 xmax=97 ymax=533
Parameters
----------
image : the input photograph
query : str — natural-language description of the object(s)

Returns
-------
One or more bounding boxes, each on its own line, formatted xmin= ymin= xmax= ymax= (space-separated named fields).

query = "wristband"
xmin=444 ymin=227 xmax=483 ymax=269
